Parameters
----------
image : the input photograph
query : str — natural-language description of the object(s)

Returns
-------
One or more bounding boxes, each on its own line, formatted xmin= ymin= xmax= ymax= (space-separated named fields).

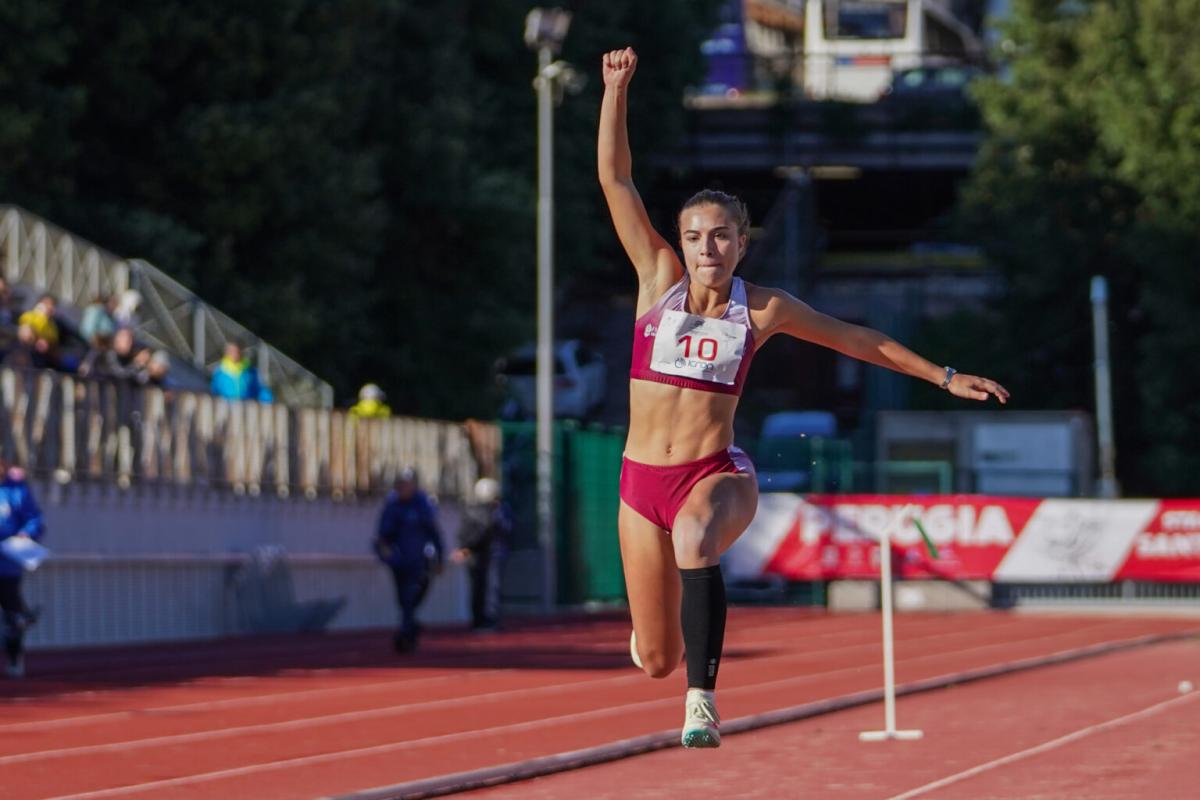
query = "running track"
xmin=0 ymin=609 xmax=1196 ymax=799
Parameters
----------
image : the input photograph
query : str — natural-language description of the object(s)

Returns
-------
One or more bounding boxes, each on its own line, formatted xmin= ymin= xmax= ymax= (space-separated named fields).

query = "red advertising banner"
xmin=724 ymin=495 xmax=1200 ymax=583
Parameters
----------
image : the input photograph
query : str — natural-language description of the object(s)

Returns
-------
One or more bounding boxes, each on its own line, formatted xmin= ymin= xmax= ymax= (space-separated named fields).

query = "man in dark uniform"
xmin=374 ymin=468 xmax=444 ymax=652
xmin=453 ymin=477 xmax=513 ymax=631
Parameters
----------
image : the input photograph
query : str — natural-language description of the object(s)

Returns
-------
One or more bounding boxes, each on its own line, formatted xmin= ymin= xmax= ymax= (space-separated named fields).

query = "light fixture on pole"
xmin=524 ymin=8 xmax=581 ymax=612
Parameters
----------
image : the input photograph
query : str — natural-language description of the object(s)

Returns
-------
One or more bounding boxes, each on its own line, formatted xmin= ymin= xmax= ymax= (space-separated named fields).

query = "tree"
xmin=954 ymin=0 xmax=1200 ymax=494
xmin=0 ymin=0 xmax=721 ymax=418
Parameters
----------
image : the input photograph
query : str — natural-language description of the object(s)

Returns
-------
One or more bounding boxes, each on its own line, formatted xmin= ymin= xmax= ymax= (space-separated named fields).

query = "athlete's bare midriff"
xmin=625 ymin=378 xmax=739 ymax=465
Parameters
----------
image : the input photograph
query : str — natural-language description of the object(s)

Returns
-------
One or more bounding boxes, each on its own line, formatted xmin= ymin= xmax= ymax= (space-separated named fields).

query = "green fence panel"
xmin=564 ymin=427 xmax=626 ymax=603
xmin=499 ymin=421 xmax=625 ymax=605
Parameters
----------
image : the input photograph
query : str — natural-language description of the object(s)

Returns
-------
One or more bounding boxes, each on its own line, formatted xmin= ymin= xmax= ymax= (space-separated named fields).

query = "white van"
xmin=800 ymin=0 xmax=983 ymax=101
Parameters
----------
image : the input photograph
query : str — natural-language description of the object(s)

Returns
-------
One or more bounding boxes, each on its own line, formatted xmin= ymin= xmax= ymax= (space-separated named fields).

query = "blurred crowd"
xmin=0 ymin=283 xmax=175 ymax=392
xmin=0 ymin=279 xmax=277 ymax=402
xmin=0 ymin=279 xmax=412 ymax=414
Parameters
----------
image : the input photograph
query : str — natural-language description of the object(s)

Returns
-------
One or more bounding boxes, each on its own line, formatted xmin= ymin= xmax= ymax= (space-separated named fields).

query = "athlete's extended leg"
xmin=618 ymin=500 xmax=683 ymax=678
xmin=671 ymin=471 xmax=758 ymax=747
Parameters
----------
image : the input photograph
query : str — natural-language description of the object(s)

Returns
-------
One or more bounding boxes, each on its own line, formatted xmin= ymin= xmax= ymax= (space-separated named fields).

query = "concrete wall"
xmin=828 ymin=579 xmax=992 ymax=612
xmin=34 ymin=479 xmax=452 ymax=557
xmin=21 ymin=480 xmax=474 ymax=649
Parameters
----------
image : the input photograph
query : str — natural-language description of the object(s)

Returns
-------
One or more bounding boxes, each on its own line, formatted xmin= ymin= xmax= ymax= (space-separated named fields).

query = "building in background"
xmin=692 ymin=0 xmax=999 ymax=105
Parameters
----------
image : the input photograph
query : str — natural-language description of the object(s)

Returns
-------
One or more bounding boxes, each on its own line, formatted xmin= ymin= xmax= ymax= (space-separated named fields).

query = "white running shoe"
xmin=681 ymin=688 xmax=720 ymax=748
xmin=630 ymin=630 xmax=643 ymax=669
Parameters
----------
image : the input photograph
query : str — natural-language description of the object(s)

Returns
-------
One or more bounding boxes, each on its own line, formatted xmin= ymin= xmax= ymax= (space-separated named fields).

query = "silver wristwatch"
xmin=940 ymin=366 xmax=957 ymax=390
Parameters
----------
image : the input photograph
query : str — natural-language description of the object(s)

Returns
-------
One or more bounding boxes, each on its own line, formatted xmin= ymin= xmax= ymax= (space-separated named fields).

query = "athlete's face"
xmin=678 ymin=204 xmax=746 ymax=288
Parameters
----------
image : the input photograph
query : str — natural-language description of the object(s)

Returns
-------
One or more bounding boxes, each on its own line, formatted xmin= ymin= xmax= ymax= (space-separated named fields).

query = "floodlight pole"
xmin=1091 ymin=276 xmax=1118 ymax=498
xmin=534 ymin=41 xmax=557 ymax=612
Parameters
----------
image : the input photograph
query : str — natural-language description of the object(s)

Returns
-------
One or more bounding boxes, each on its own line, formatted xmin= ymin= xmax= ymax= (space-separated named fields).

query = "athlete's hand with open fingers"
xmin=948 ymin=373 xmax=1010 ymax=404
xmin=602 ymin=47 xmax=637 ymax=89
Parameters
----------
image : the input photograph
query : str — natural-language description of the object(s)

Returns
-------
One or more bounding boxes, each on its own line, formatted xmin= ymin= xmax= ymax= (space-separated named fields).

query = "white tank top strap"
xmin=650 ymin=275 xmax=748 ymax=324
xmin=725 ymin=277 xmax=750 ymax=326
xmin=644 ymin=276 xmax=688 ymax=317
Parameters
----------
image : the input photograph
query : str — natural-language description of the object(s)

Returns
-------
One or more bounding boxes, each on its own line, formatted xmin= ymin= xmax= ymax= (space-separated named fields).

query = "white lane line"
xmin=0 ymin=668 xmax=651 ymax=765
xmin=884 ymin=690 xmax=1200 ymax=800
xmin=40 ymin=691 xmax=683 ymax=800
xmin=2 ymin=616 xmax=1124 ymax=763
xmin=1 ymin=610 xmax=1031 ymax=725
xmin=0 ymin=614 xmax=971 ymax=735
xmin=44 ymin=631 xmax=1179 ymax=800
xmin=0 ymin=669 xmax=511 ymax=734
xmin=1 ymin=618 xmax=1073 ymax=762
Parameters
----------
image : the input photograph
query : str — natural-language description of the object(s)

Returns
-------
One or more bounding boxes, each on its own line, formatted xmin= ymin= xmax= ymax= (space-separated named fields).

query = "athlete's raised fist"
xmin=602 ymin=47 xmax=637 ymax=89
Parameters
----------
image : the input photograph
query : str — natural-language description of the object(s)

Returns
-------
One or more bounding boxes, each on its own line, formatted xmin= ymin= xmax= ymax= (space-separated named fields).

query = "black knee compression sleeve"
xmin=680 ymin=565 xmax=727 ymax=690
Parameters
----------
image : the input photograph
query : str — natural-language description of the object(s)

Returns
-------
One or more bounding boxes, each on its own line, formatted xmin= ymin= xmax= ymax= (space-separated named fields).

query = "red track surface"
xmin=0 ymin=609 xmax=1196 ymax=800
xmin=466 ymin=638 xmax=1200 ymax=800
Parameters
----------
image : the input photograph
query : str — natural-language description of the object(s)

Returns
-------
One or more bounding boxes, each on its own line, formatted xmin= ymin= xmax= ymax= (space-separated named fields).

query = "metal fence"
xmin=993 ymin=581 xmax=1200 ymax=608
xmin=25 ymin=553 xmax=470 ymax=648
xmin=0 ymin=367 xmax=486 ymax=499
xmin=0 ymin=205 xmax=332 ymax=407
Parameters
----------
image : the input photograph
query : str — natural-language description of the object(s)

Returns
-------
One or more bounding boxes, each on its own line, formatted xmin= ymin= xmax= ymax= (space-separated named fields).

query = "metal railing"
xmin=993 ymin=582 xmax=1200 ymax=607
xmin=0 ymin=367 xmax=484 ymax=499
xmin=0 ymin=206 xmax=333 ymax=407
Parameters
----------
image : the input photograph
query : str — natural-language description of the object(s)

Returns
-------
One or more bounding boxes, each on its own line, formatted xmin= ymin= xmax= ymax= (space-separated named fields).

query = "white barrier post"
xmin=860 ymin=524 xmax=923 ymax=742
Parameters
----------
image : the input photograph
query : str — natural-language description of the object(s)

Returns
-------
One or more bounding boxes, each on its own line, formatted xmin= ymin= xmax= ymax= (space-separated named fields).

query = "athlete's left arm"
xmin=755 ymin=287 xmax=1009 ymax=403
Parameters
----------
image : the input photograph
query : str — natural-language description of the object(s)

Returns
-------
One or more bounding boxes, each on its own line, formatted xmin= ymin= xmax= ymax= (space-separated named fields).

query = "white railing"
xmin=25 ymin=554 xmax=470 ymax=648
xmin=0 ymin=205 xmax=333 ymax=407
xmin=0 ymin=367 xmax=487 ymax=499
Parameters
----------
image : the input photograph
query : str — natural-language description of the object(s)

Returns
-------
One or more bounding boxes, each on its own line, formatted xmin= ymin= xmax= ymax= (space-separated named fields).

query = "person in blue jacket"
xmin=210 ymin=341 xmax=273 ymax=403
xmin=374 ymin=468 xmax=444 ymax=652
xmin=0 ymin=461 xmax=45 ymax=678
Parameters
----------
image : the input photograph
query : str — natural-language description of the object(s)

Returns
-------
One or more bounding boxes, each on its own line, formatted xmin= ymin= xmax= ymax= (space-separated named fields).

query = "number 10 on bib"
xmin=649 ymin=310 xmax=746 ymax=386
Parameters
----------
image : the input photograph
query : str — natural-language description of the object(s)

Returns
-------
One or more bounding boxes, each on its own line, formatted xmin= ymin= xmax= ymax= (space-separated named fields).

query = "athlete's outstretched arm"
xmin=598 ymin=47 xmax=681 ymax=289
xmin=759 ymin=288 xmax=1009 ymax=403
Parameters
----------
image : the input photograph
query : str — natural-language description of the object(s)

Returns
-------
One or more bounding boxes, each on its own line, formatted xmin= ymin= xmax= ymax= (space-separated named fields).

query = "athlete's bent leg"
xmin=618 ymin=500 xmax=683 ymax=678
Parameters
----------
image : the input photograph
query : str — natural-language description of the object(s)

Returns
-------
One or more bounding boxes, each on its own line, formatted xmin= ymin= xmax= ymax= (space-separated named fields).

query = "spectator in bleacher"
xmin=78 ymin=327 xmax=146 ymax=383
xmin=373 ymin=467 xmax=444 ymax=653
xmin=79 ymin=294 xmax=118 ymax=345
xmin=211 ymin=341 xmax=273 ymax=403
xmin=0 ymin=279 xmax=19 ymax=363
xmin=114 ymin=327 xmax=150 ymax=376
xmin=17 ymin=294 xmax=60 ymax=369
xmin=142 ymin=350 xmax=173 ymax=391
xmin=0 ymin=278 xmax=18 ymax=329
xmin=453 ymin=477 xmax=512 ymax=631
xmin=349 ymin=383 xmax=391 ymax=418
xmin=112 ymin=289 xmax=142 ymax=329
xmin=0 ymin=460 xmax=45 ymax=678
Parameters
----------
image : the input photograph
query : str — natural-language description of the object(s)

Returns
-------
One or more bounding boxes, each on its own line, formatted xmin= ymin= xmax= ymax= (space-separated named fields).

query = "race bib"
xmin=650 ymin=310 xmax=746 ymax=385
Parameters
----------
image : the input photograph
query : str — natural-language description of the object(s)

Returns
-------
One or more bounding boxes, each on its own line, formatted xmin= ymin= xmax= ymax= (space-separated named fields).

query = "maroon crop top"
xmin=629 ymin=276 xmax=756 ymax=396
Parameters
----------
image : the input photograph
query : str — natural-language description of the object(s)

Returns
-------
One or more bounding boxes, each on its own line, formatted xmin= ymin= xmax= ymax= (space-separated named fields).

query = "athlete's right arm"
xmin=598 ymin=47 xmax=681 ymax=291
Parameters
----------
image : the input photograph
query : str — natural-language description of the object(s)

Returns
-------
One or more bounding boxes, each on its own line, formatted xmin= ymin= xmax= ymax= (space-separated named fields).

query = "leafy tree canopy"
xmin=0 ymin=0 xmax=720 ymax=418
xmin=946 ymin=0 xmax=1200 ymax=494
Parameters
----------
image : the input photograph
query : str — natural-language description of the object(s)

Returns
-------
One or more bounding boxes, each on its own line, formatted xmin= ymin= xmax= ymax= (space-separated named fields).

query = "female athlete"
xmin=599 ymin=46 xmax=1009 ymax=748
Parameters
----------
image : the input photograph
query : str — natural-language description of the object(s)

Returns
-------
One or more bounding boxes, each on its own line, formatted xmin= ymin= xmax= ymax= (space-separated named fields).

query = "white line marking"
xmin=18 ymin=628 xmax=1157 ymax=799
xmin=885 ymin=690 xmax=1200 ymax=800
xmin=0 ymin=670 xmax=510 ymax=734
xmin=2 ymin=615 xmax=1128 ymax=769
xmin=0 ymin=613 xmax=977 ymax=734
xmin=0 ymin=610 xmax=1031 ymax=725
xmin=45 ymin=632 xmax=1182 ymax=800
xmin=1 ymin=617 xmax=1078 ymax=762
xmin=41 ymin=693 xmax=679 ymax=800
xmin=0 ymin=669 xmax=651 ymax=765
